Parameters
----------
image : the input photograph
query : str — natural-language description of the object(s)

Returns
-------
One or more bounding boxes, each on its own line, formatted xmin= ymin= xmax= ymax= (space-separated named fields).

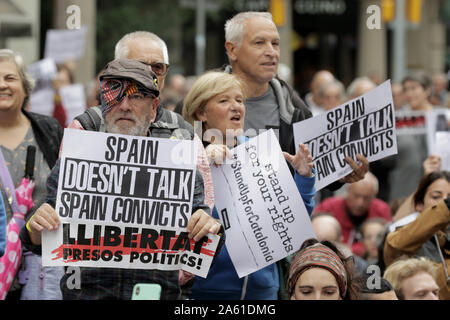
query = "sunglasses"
xmin=140 ymin=61 xmax=169 ymax=76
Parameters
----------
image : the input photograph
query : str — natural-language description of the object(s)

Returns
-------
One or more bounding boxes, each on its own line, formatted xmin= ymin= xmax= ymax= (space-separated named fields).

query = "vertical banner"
xmin=42 ymin=129 xmax=219 ymax=278
xmin=293 ymin=80 xmax=398 ymax=191
xmin=210 ymin=130 xmax=315 ymax=278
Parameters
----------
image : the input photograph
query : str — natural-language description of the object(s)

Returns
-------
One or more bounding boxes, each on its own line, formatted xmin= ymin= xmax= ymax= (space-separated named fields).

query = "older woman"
xmin=0 ymin=49 xmax=63 ymax=299
xmin=183 ymin=71 xmax=316 ymax=300
xmin=287 ymin=238 xmax=360 ymax=300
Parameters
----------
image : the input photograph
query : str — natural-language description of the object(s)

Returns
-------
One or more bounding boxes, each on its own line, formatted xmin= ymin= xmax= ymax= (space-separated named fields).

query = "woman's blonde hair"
xmin=383 ymin=256 xmax=438 ymax=299
xmin=182 ymin=71 xmax=246 ymax=126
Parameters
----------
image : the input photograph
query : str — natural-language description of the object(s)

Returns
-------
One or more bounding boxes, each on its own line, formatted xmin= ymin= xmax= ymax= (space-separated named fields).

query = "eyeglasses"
xmin=126 ymin=92 xmax=156 ymax=107
xmin=140 ymin=61 xmax=169 ymax=76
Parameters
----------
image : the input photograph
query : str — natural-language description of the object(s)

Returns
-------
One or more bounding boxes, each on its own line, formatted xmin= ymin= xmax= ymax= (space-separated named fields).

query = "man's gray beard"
xmin=105 ymin=113 xmax=151 ymax=136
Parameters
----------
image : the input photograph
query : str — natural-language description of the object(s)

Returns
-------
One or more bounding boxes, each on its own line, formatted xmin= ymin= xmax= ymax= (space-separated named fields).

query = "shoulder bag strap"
xmin=0 ymin=149 xmax=20 ymax=213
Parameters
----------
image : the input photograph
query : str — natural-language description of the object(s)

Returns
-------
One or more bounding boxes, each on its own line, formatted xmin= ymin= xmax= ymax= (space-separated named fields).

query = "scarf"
xmin=287 ymin=242 xmax=348 ymax=298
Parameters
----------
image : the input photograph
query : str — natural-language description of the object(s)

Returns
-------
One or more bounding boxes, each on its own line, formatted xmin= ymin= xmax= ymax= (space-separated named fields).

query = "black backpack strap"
xmin=75 ymin=106 xmax=104 ymax=131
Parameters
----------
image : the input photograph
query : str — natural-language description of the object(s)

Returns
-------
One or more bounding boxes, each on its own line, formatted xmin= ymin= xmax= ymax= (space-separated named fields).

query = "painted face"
xmin=401 ymin=271 xmax=439 ymax=300
xmin=0 ymin=60 xmax=26 ymax=112
xmin=402 ymin=80 xmax=429 ymax=110
xmin=416 ymin=178 xmax=450 ymax=212
xmin=104 ymin=91 xmax=158 ymax=136
xmin=196 ymin=85 xmax=245 ymax=145
xmin=291 ymin=268 xmax=342 ymax=300
xmin=127 ymin=39 xmax=167 ymax=91
xmin=228 ymin=16 xmax=280 ymax=85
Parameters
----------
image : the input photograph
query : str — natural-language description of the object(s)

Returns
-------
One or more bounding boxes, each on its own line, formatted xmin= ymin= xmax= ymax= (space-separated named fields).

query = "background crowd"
xmin=0 ymin=9 xmax=449 ymax=301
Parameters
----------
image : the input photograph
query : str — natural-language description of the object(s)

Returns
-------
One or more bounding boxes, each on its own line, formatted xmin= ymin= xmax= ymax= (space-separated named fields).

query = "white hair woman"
xmin=183 ymin=71 xmax=317 ymax=300
xmin=0 ymin=49 xmax=64 ymax=300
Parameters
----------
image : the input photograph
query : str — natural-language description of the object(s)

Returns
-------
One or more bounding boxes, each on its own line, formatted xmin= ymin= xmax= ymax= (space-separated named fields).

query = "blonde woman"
xmin=183 ymin=71 xmax=316 ymax=300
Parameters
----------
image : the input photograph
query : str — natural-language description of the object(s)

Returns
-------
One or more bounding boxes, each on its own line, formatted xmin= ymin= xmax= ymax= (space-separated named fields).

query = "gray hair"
xmin=319 ymin=79 xmax=345 ymax=99
xmin=225 ymin=11 xmax=273 ymax=47
xmin=346 ymin=76 xmax=376 ymax=99
xmin=347 ymin=171 xmax=379 ymax=195
xmin=114 ymin=31 xmax=169 ymax=64
xmin=0 ymin=49 xmax=35 ymax=109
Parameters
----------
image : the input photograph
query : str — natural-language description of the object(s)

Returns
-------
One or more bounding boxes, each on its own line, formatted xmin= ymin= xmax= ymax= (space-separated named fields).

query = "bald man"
xmin=311 ymin=212 xmax=342 ymax=242
xmin=305 ymin=70 xmax=334 ymax=116
xmin=314 ymin=172 xmax=391 ymax=256
xmin=346 ymin=77 xmax=376 ymax=100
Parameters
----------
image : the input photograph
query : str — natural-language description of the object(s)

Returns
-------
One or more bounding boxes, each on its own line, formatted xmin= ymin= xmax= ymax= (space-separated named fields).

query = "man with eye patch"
xmin=20 ymin=59 xmax=223 ymax=300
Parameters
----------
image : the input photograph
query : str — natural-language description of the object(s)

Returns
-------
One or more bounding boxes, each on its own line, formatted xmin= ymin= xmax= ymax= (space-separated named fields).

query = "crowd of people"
xmin=0 ymin=11 xmax=449 ymax=301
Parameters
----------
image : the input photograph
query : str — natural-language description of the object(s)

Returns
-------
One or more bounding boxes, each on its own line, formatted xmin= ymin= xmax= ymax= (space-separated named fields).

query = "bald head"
xmin=311 ymin=70 xmax=334 ymax=105
xmin=311 ymin=213 xmax=342 ymax=242
xmin=346 ymin=172 xmax=379 ymax=217
xmin=347 ymin=77 xmax=376 ymax=100
xmin=432 ymin=73 xmax=448 ymax=93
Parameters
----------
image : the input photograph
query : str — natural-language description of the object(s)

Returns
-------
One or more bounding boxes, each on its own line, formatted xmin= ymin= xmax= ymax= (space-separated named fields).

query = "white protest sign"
xmin=426 ymin=108 xmax=450 ymax=156
xmin=210 ymin=130 xmax=315 ymax=278
xmin=434 ymin=132 xmax=450 ymax=171
xmin=395 ymin=110 xmax=428 ymax=136
xmin=26 ymin=58 xmax=57 ymax=81
xmin=42 ymin=129 xmax=219 ymax=278
xmin=293 ymin=80 xmax=397 ymax=191
xmin=44 ymin=27 xmax=87 ymax=63
xmin=59 ymin=84 xmax=86 ymax=126
xmin=28 ymin=87 xmax=55 ymax=116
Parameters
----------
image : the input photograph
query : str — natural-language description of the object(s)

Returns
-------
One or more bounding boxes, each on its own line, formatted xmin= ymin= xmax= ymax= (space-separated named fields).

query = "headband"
xmin=287 ymin=243 xmax=348 ymax=298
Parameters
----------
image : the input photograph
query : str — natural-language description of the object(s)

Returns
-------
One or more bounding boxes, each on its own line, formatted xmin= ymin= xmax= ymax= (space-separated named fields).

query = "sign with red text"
xmin=42 ymin=129 xmax=218 ymax=278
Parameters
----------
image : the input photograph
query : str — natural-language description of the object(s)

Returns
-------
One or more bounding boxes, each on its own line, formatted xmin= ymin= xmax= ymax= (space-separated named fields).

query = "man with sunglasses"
xmin=20 ymin=59 xmax=222 ymax=300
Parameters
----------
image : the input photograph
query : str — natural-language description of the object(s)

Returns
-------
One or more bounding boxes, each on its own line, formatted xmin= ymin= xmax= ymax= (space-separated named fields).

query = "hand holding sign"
xmin=187 ymin=209 xmax=222 ymax=242
xmin=205 ymin=144 xmax=232 ymax=166
xmin=27 ymin=203 xmax=60 ymax=245
xmin=283 ymin=144 xmax=314 ymax=177
xmin=423 ymin=154 xmax=441 ymax=175
xmin=338 ymin=154 xmax=369 ymax=184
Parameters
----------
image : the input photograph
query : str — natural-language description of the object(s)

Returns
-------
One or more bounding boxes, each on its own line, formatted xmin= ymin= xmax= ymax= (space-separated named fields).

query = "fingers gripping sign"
xmin=283 ymin=143 xmax=314 ymax=177
xmin=186 ymin=209 xmax=222 ymax=242
xmin=338 ymin=154 xmax=369 ymax=184
xmin=27 ymin=203 xmax=60 ymax=245
xmin=205 ymin=144 xmax=232 ymax=167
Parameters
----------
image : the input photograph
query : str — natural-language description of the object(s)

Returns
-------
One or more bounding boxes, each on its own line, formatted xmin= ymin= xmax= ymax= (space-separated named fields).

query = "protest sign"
xmin=210 ymin=130 xmax=315 ymax=278
xmin=434 ymin=132 xmax=450 ymax=171
xmin=395 ymin=110 xmax=428 ymax=136
xmin=28 ymin=87 xmax=55 ymax=116
xmin=293 ymin=80 xmax=397 ymax=191
xmin=59 ymin=84 xmax=87 ymax=126
xmin=426 ymin=108 xmax=450 ymax=156
xmin=26 ymin=58 xmax=57 ymax=81
xmin=42 ymin=129 xmax=219 ymax=278
xmin=44 ymin=27 xmax=87 ymax=63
